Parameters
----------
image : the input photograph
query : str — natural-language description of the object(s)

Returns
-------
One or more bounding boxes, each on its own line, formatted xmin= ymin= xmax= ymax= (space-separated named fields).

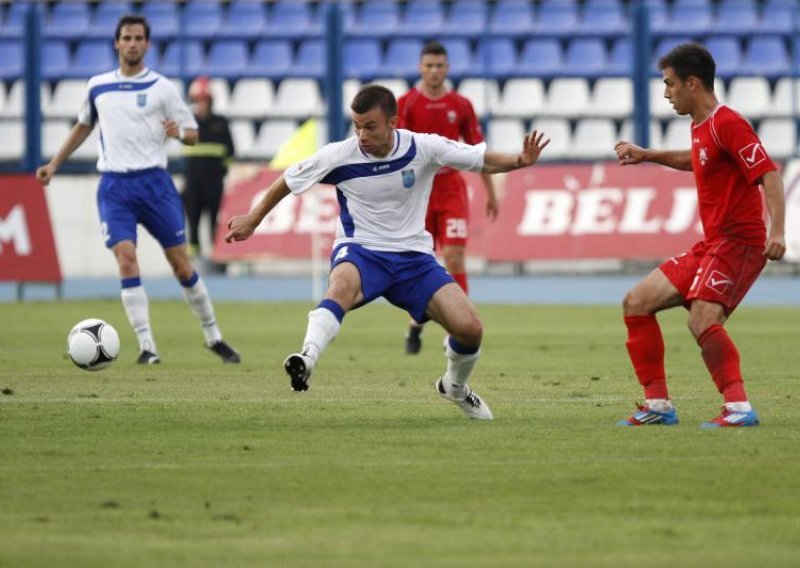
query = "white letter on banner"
xmin=663 ymin=188 xmax=698 ymax=234
xmin=619 ymin=188 xmax=661 ymax=233
xmin=0 ymin=205 xmax=32 ymax=255
xmin=252 ymin=190 xmax=296 ymax=234
xmin=571 ymin=188 xmax=623 ymax=235
xmin=516 ymin=190 xmax=573 ymax=235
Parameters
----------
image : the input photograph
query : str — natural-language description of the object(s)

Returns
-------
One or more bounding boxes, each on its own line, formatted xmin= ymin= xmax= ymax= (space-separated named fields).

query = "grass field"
xmin=1 ymin=300 xmax=799 ymax=567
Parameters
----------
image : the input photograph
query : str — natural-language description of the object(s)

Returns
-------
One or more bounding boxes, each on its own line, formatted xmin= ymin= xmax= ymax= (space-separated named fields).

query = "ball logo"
xmin=738 ymin=143 xmax=765 ymax=169
xmin=705 ymin=269 xmax=734 ymax=295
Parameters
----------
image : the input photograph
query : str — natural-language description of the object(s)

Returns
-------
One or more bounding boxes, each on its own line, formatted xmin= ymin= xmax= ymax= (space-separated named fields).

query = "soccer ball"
xmin=67 ymin=319 xmax=120 ymax=371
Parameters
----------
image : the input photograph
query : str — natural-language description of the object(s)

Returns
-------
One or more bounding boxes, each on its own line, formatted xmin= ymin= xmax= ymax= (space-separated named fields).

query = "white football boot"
xmin=436 ymin=377 xmax=493 ymax=420
xmin=284 ymin=350 xmax=315 ymax=392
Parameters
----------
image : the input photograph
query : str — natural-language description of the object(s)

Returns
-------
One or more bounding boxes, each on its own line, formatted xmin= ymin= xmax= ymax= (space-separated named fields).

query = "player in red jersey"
xmin=614 ymin=43 xmax=786 ymax=428
xmin=397 ymin=40 xmax=499 ymax=354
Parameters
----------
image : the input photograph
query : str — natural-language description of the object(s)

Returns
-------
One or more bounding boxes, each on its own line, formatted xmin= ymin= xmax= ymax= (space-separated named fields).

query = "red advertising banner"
xmin=0 ymin=175 xmax=62 ymax=282
xmin=214 ymin=163 xmax=702 ymax=262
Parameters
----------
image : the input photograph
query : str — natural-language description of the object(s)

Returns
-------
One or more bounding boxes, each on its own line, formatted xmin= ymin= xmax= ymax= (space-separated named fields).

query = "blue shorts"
xmin=97 ymin=168 xmax=186 ymax=249
xmin=330 ymin=243 xmax=455 ymax=323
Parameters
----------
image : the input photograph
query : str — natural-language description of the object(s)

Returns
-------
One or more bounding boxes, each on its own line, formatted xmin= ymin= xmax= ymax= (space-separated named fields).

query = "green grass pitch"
xmin=1 ymin=300 xmax=799 ymax=567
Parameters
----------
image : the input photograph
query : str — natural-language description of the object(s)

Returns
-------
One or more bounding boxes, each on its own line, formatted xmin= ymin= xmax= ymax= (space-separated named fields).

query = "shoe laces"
xmin=463 ymin=390 xmax=481 ymax=409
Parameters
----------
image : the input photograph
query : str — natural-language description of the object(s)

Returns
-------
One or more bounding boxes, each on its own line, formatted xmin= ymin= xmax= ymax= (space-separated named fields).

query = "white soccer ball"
xmin=67 ymin=319 xmax=120 ymax=371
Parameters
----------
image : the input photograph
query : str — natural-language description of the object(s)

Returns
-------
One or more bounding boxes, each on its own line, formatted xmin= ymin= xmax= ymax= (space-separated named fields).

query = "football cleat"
xmin=209 ymin=340 xmax=241 ymax=363
xmin=284 ymin=351 xmax=315 ymax=392
xmin=618 ymin=403 xmax=679 ymax=426
xmin=405 ymin=326 xmax=423 ymax=355
xmin=136 ymin=350 xmax=160 ymax=365
xmin=701 ymin=407 xmax=760 ymax=428
xmin=436 ymin=377 xmax=493 ymax=420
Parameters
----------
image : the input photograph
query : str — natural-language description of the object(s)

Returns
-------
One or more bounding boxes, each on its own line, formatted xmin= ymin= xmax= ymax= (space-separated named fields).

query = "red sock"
xmin=452 ymin=272 xmax=468 ymax=294
xmin=624 ymin=315 xmax=668 ymax=399
xmin=698 ymin=324 xmax=748 ymax=403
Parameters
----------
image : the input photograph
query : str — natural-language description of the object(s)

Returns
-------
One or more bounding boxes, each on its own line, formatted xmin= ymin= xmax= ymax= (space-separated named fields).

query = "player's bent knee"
xmin=623 ymin=289 xmax=649 ymax=316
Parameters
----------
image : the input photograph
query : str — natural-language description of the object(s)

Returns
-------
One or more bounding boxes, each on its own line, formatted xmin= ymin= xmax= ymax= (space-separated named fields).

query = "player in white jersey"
xmin=225 ymin=86 xmax=548 ymax=420
xmin=36 ymin=15 xmax=240 ymax=365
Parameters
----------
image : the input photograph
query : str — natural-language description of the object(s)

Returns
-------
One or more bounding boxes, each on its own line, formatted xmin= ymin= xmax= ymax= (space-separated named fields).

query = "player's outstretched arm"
xmin=761 ymin=170 xmax=786 ymax=261
xmin=35 ymin=123 xmax=93 ymax=185
xmin=224 ymin=174 xmax=292 ymax=243
xmin=482 ymin=129 xmax=550 ymax=174
xmin=615 ymin=140 xmax=693 ymax=171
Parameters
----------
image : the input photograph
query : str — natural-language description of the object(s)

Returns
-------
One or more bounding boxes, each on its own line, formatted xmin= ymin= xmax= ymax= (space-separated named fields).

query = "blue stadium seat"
xmin=474 ymin=38 xmax=517 ymax=79
xmin=205 ymin=41 xmax=249 ymax=80
xmin=85 ymin=2 xmax=133 ymax=39
xmin=578 ymin=3 xmax=628 ymax=36
xmin=265 ymin=1 xmax=320 ymax=39
xmin=159 ymin=41 xmax=205 ymax=78
xmin=704 ymin=37 xmax=742 ymax=80
xmin=384 ymin=39 xmax=423 ymax=79
xmin=247 ymin=40 xmax=294 ymax=79
xmin=350 ymin=1 xmax=400 ymax=37
xmin=516 ymin=39 xmax=563 ymax=79
xmin=344 ymin=39 xmax=382 ymax=80
xmin=68 ymin=41 xmax=117 ymax=78
xmin=0 ymin=2 xmax=35 ymax=38
xmin=741 ymin=37 xmax=790 ymax=78
xmin=489 ymin=0 xmax=534 ymax=38
xmin=562 ymin=38 xmax=608 ymax=78
xmin=0 ymin=40 xmax=23 ymax=80
xmin=42 ymin=41 xmax=71 ymax=81
xmin=642 ymin=0 xmax=669 ymax=34
xmin=439 ymin=39 xmax=473 ymax=79
xmin=43 ymin=2 xmax=90 ymax=39
xmin=441 ymin=0 xmax=487 ymax=37
xmin=712 ymin=0 xmax=758 ymax=35
xmin=758 ymin=1 xmax=798 ymax=34
xmin=397 ymin=1 xmax=444 ymax=37
xmin=141 ymin=3 xmax=179 ymax=40
xmin=607 ymin=37 xmax=631 ymax=76
xmin=536 ymin=4 xmax=579 ymax=37
xmin=290 ymin=39 xmax=324 ymax=79
xmin=217 ymin=1 xmax=267 ymax=39
xmin=667 ymin=1 xmax=713 ymax=34
xmin=181 ymin=2 xmax=222 ymax=40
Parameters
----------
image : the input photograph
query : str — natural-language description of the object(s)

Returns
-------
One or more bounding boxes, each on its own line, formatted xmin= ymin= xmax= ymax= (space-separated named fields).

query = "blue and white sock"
xmin=180 ymin=272 xmax=222 ymax=346
xmin=120 ymin=277 xmax=157 ymax=354
xmin=302 ymin=299 xmax=345 ymax=362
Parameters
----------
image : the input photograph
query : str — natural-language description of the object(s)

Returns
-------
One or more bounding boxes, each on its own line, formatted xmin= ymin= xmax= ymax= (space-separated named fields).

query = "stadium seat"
xmin=350 ymin=0 xmax=400 ymax=37
xmin=0 ymin=81 xmax=6 ymax=115
xmin=607 ymin=37 xmax=631 ymax=76
xmin=487 ymin=118 xmax=526 ymax=154
xmin=741 ymin=37 xmax=790 ymax=79
xmin=159 ymin=41 xmax=205 ymax=78
xmin=758 ymin=118 xmax=796 ymax=159
xmin=141 ymin=3 xmax=179 ymax=40
xmin=0 ymin=2 xmax=34 ymax=39
xmin=397 ymin=1 xmax=444 ymax=37
xmin=181 ymin=2 xmax=222 ymax=40
xmin=494 ymin=78 xmax=545 ymax=118
xmin=0 ymin=120 xmax=23 ymax=160
xmin=247 ymin=40 xmax=294 ymax=80
xmin=217 ymin=1 xmax=267 ymax=39
xmin=0 ymin=40 xmax=23 ymax=80
xmin=540 ymin=78 xmax=591 ymax=117
xmin=712 ymin=0 xmax=758 ymax=35
xmin=666 ymin=1 xmax=713 ymax=35
xmin=207 ymin=78 xmax=231 ymax=115
xmin=578 ymin=3 xmax=628 ymax=36
xmin=265 ymin=1 xmax=320 ymax=39
xmin=726 ymin=77 xmax=772 ymax=119
xmin=619 ymin=119 xmax=665 ymax=149
xmin=441 ymin=0 xmax=487 ymax=37
xmin=229 ymin=119 xmax=256 ymax=157
xmin=383 ymin=39 xmax=423 ymax=79
xmin=68 ymin=41 xmax=117 ymax=79
xmin=535 ymin=3 xmax=579 ymax=37
xmin=343 ymin=39 xmax=382 ymax=80
xmin=569 ymin=118 xmax=617 ymax=159
xmin=758 ymin=1 xmax=797 ymax=34
xmin=643 ymin=0 xmax=670 ymax=34
xmin=85 ymin=2 xmax=133 ymax=39
xmin=704 ymin=37 xmax=742 ymax=80
xmin=474 ymin=38 xmax=517 ymax=79
xmin=562 ymin=38 xmax=608 ymax=78
xmin=529 ymin=117 xmax=571 ymax=159
xmin=586 ymin=77 xmax=633 ymax=118
xmin=268 ymin=78 xmax=324 ymax=118
xmin=291 ymin=40 xmax=324 ymax=79
xmin=456 ymin=78 xmax=501 ymax=117
xmin=663 ymin=117 xmax=693 ymax=150
xmin=42 ymin=119 xmax=72 ymax=159
xmin=516 ymin=39 xmax=563 ymax=79
xmin=43 ymin=2 xmax=90 ymax=39
xmin=44 ymin=79 xmax=86 ymax=118
xmin=251 ymin=119 xmax=299 ymax=160
xmin=489 ymin=0 xmax=534 ymax=37
xmin=226 ymin=79 xmax=274 ymax=119
xmin=371 ymin=77 xmax=409 ymax=100
xmin=204 ymin=41 xmax=249 ymax=80
xmin=769 ymin=77 xmax=800 ymax=116
xmin=41 ymin=41 xmax=72 ymax=81
xmin=3 ymin=80 xmax=50 ymax=118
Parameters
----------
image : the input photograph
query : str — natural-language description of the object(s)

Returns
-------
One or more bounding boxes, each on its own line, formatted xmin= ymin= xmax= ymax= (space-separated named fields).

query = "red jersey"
xmin=397 ymin=88 xmax=484 ymax=176
xmin=691 ymin=105 xmax=776 ymax=246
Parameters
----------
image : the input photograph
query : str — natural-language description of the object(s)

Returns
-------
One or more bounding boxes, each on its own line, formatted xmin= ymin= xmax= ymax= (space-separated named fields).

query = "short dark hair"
xmin=115 ymin=14 xmax=150 ymax=41
xmin=351 ymin=85 xmax=397 ymax=118
xmin=658 ymin=43 xmax=715 ymax=90
xmin=421 ymin=40 xmax=447 ymax=58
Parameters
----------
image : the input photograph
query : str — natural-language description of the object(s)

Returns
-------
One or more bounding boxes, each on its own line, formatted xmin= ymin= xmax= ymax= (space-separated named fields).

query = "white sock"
xmin=725 ymin=401 xmax=753 ymax=412
xmin=302 ymin=307 xmax=341 ymax=363
xmin=645 ymin=398 xmax=673 ymax=412
xmin=443 ymin=339 xmax=481 ymax=396
xmin=182 ymin=276 xmax=222 ymax=346
xmin=121 ymin=285 xmax=157 ymax=353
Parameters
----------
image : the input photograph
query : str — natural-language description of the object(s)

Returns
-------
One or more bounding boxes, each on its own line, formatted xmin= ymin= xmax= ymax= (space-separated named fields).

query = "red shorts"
xmin=426 ymin=172 xmax=469 ymax=249
xmin=659 ymin=239 xmax=767 ymax=314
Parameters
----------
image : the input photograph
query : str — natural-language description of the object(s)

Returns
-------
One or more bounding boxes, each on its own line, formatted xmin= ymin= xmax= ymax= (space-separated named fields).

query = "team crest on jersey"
xmin=136 ymin=93 xmax=147 ymax=108
xmin=447 ymin=110 xmax=457 ymax=123
xmin=699 ymin=147 xmax=709 ymax=166
xmin=401 ymin=168 xmax=416 ymax=188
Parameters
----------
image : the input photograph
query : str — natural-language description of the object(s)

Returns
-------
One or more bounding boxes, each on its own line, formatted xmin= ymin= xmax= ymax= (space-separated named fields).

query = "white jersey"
xmin=284 ymin=129 xmax=485 ymax=254
xmin=77 ymin=68 xmax=197 ymax=173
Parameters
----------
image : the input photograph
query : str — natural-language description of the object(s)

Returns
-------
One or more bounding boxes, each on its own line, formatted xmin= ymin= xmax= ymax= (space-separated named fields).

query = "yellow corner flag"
xmin=269 ymin=118 xmax=318 ymax=169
